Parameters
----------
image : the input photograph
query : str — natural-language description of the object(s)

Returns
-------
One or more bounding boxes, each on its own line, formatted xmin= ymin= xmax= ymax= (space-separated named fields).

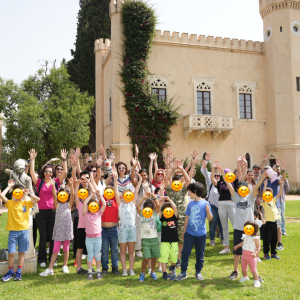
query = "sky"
xmin=0 ymin=0 xmax=263 ymax=85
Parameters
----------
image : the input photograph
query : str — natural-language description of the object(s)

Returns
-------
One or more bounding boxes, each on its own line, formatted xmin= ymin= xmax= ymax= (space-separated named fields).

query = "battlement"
xmin=94 ymin=38 xmax=111 ymax=52
xmin=259 ymin=0 xmax=300 ymax=19
xmin=153 ymin=31 xmax=264 ymax=54
xmin=109 ymin=0 xmax=124 ymax=17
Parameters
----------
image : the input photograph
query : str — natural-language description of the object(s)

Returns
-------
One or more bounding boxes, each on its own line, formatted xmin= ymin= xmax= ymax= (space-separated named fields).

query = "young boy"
xmin=0 ymin=179 xmax=40 ymax=282
xmin=175 ymin=182 xmax=213 ymax=281
xmin=136 ymin=192 xmax=160 ymax=282
xmin=158 ymin=196 xmax=178 ymax=280
xmin=216 ymin=166 xmax=266 ymax=281
xmin=261 ymin=180 xmax=283 ymax=259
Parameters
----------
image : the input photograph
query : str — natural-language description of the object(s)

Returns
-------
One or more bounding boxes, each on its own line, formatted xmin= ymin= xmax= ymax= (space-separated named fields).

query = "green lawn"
xmin=285 ymin=201 xmax=300 ymax=218
xmin=0 ymin=202 xmax=300 ymax=300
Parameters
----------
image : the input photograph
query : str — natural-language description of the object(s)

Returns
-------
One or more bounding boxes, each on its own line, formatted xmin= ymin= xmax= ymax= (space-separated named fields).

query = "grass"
xmin=285 ymin=201 xmax=300 ymax=218
xmin=0 ymin=202 xmax=300 ymax=300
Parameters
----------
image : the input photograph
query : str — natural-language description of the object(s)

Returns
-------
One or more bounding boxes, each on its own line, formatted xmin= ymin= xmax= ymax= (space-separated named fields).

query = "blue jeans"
xmin=8 ymin=230 xmax=29 ymax=253
xmin=86 ymin=237 xmax=102 ymax=262
xmin=180 ymin=232 xmax=206 ymax=274
xmin=280 ymin=202 xmax=286 ymax=234
xmin=101 ymin=226 xmax=118 ymax=269
xmin=209 ymin=204 xmax=224 ymax=241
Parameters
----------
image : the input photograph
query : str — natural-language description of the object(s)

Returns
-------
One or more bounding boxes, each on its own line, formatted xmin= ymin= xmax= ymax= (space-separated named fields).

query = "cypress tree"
xmin=67 ymin=0 xmax=111 ymax=152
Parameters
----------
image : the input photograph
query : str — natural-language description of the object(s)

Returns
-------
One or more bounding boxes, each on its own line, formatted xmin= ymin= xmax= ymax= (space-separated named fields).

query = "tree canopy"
xmin=0 ymin=62 xmax=95 ymax=165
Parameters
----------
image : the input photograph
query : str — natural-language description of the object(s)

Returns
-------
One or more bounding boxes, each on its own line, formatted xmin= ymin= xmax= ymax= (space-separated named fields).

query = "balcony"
xmin=183 ymin=114 xmax=233 ymax=139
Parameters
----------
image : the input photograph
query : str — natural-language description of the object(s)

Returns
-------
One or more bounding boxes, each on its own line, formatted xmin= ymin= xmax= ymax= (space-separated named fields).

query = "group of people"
xmin=0 ymin=145 xmax=289 ymax=288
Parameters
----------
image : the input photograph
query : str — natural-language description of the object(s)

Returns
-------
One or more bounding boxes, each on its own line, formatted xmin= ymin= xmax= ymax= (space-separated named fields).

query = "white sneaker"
xmin=136 ymin=251 xmax=143 ymax=258
xmin=148 ymin=268 xmax=152 ymax=274
xmin=239 ymin=276 xmax=249 ymax=283
xmin=257 ymin=257 xmax=262 ymax=263
xmin=157 ymin=267 xmax=162 ymax=273
xmin=58 ymin=252 xmax=61 ymax=256
xmin=129 ymin=270 xmax=135 ymax=276
xmin=62 ymin=266 xmax=69 ymax=274
xmin=219 ymin=248 xmax=231 ymax=254
xmin=40 ymin=268 xmax=54 ymax=276
xmin=254 ymin=280 xmax=261 ymax=288
xmin=122 ymin=269 xmax=128 ymax=276
xmin=46 ymin=248 xmax=49 ymax=254
xmin=40 ymin=262 xmax=46 ymax=268
xmin=54 ymin=261 xmax=57 ymax=267
xmin=61 ymin=245 xmax=63 ymax=249
xmin=81 ymin=254 xmax=87 ymax=259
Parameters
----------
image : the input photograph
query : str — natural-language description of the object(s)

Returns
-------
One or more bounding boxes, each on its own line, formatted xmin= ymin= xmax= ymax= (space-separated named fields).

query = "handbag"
xmin=205 ymin=183 xmax=213 ymax=202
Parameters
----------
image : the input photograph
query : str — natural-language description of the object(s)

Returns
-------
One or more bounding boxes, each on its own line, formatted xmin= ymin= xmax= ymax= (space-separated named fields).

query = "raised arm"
xmin=132 ymin=174 xmax=142 ymax=205
xmin=217 ymin=165 xmax=235 ymax=197
xmin=83 ymin=192 xmax=94 ymax=215
xmin=90 ymin=172 xmax=98 ymax=191
xmin=136 ymin=192 xmax=150 ymax=215
xmin=260 ymin=154 xmax=268 ymax=170
xmin=70 ymin=154 xmax=78 ymax=180
xmin=69 ymin=178 xmax=74 ymax=209
xmin=165 ymin=196 xmax=178 ymax=217
xmin=94 ymin=155 xmax=103 ymax=185
xmin=177 ymin=160 xmax=190 ymax=187
xmin=97 ymin=191 xmax=106 ymax=214
xmin=280 ymin=161 xmax=287 ymax=182
xmin=131 ymin=157 xmax=139 ymax=187
xmin=148 ymin=153 xmax=157 ymax=183
xmin=252 ymin=171 xmax=267 ymax=198
xmin=238 ymin=155 xmax=247 ymax=181
xmin=28 ymin=149 xmax=38 ymax=185
xmin=277 ymin=179 xmax=284 ymax=199
xmin=112 ymin=167 xmax=121 ymax=207
xmin=51 ymin=179 xmax=59 ymax=209
xmin=0 ymin=179 xmax=15 ymax=203
xmin=189 ymin=157 xmax=200 ymax=181
xmin=24 ymin=189 xmax=40 ymax=205
xmin=74 ymin=179 xmax=80 ymax=207
xmin=59 ymin=149 xmax=68 ymax=183
xmin=210 ymin=160 xmax=220 ymax=187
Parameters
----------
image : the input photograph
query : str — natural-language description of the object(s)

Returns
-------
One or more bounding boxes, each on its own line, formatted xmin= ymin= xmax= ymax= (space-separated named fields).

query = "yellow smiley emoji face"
xmin=172 ymin=180 xmax=182 ymax=192
xmin=78 ymin=188 xmax=89 ymax=200
xmin=123 ymin=191 xmax=134 ymax=203
xmin=238 ymin=186 xmax=249 ymax=197
xmin=142 ymin=207 xmax=153 ymax=218
xmin=57 ymin=191 xmax=69 ymax=203
xmin=225 ymin=172 xmax=236 ymax=183
xmin=163 ymin=207 xmax=174 ymax=219
xmin=13 ymin=188 xmax=23 ymax=200
xmin=263 ymin=191 xmax=273 ymax=202
xmin=244 ymin=224 xmax=254 ymax=235
xmin=88 ymin=201 xmax=99 ymax=213
xmin=104 ymin=188 xmax=115 ymax=199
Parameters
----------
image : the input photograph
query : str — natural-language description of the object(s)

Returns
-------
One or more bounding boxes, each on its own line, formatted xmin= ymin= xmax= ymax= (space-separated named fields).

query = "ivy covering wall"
xmin=120 ymin=0 xmax=180 ymax=168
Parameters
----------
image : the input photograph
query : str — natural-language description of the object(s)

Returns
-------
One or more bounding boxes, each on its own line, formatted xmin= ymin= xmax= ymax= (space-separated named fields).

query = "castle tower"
xmin=95 ymin=0 xmax=132 ymax=161
xmin=260 ymin=0 xmax=300 ymax=182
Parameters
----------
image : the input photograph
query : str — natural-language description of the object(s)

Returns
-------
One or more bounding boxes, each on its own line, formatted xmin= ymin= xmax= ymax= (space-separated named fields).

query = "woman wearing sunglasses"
xmin=29 ymin=149 xmax=68 ymax=268
xmin=148 ymin=153 xmax=166 ymax=188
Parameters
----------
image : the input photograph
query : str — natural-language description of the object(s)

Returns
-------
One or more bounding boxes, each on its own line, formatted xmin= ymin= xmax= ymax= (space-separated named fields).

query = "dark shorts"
xmin=77 ymin=228 xmax=86 ymax=249
xmin=233 ymin=229 xmax=243 ymax=256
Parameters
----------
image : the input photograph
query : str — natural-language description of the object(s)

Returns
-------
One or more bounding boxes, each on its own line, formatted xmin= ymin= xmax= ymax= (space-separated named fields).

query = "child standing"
xmin=40 ymin=178 xmax=74 ymax=276
xmin=175 ymin=182 xmax=213 ymax=281
xmin=83 ymin=190 xmax=106 ymax=280
xmin=254 ymin=211 xmax=265 ymax=263
xmin=1 ymin=180 xmax=40 ymax=281
xmin=136 ymin=193 xmax=161 ymax=282
xmin=233 ymin=221 xmax=261 ymax=288
xmin=158 ymin=196 xmax=178 ymax=280
xmin=262 ymin=180 xmax=283 ymax=260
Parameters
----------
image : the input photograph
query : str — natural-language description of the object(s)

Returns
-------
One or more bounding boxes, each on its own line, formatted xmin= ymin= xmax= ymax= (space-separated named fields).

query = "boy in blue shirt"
xmin=175 ymin=182 xmax=213 ymax=281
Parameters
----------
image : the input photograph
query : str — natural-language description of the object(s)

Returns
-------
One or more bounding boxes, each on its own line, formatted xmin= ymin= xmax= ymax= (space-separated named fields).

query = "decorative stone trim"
xmin=148 ymin=74 xmax=171 ymax=88
xmin=260 ymin=1 xmax=300 ymax=19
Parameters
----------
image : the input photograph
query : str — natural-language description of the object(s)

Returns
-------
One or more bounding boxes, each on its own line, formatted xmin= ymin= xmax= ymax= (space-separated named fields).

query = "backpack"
xmin=37 ymin=180 xmax=59 ymax=196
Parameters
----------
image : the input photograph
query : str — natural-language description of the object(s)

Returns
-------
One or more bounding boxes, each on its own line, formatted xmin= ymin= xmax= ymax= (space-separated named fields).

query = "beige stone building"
xmin=94 ymin=0 xmax=300 ymax=184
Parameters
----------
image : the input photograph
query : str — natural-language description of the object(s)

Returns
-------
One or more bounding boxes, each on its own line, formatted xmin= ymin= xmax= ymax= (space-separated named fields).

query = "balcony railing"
xmin=183 ymin=114 xmax=233 ymax=139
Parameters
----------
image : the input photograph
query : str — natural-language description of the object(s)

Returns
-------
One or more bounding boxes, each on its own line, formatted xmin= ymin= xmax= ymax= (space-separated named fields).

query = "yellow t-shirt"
xmin=5 ymin=197 xmax=33 ymax=231
xmin=262 ymin=197 xmax=280 ymax=222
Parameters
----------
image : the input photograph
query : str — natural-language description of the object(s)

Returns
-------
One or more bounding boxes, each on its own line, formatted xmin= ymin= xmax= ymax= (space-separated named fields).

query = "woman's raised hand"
xmin=28 ymin=149 xmax=37 ymax=160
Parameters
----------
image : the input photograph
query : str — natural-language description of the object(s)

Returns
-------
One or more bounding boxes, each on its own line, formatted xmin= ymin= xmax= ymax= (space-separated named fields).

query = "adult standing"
xmin=29 ymin=149 xmax=68 ymax=267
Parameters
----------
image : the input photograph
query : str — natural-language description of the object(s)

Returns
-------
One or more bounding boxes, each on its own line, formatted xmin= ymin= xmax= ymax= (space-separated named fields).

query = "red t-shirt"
xmin=152 ymin=179 xmax=163 ymax=189
xmin=101 ymin=196 xmax=118 ymax=223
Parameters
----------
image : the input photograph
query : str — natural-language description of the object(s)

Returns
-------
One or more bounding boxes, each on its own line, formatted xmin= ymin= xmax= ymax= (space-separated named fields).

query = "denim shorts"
xmin=8 ymin=230 xmax=29 ymax=253
xmin=118 ymin=225 xmax=137 ymax=244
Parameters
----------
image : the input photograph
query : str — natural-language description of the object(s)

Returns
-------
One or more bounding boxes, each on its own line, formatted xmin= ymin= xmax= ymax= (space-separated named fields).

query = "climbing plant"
xmin=120 ymin=0 xmax=180 ymax=168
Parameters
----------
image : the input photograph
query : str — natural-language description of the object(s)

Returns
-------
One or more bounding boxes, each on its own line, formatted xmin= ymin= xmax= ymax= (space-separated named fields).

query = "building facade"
xmin=95 ymin=0 xmax=300 ymax=184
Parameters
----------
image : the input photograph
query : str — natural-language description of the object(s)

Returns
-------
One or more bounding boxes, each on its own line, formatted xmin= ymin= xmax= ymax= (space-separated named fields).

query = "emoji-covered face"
xmin=104 ymin=188 xmax=115 ymax=199
xmin=238 ymin=186 xmax=249 ymax=197
xmin=163 ymin=207 xmax=174 ymax=219
xmin=123 ymin=191 xmax=134 ymax=203
xmin=142 ymin=207 xmax=153 ymax=218
xmin=13 ymin=188 xmax=23 ymax=200
xmin=58 ymin=191 xmax=69 ymax=203
xmin=263 ymin=191 xmax=273 ymax=202
xmin=244 ymin=224 xmax=254 ymax=235
xmin=172 ymin=180 xmax=182 ymax=192
xmin=78 ymin=188 xmax=89 ymax=199
xmin=88 ymin=202 xmax=99 ymax=213
xmin=225 ymin=172 xmax=236 ymax=183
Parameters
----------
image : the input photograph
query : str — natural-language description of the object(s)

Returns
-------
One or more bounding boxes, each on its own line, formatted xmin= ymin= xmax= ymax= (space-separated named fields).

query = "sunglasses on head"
xmin=56 ymin=168 xmax=63 ymax=171
xmin=118 ymin=167 xmax=126 ymax=170
xmin=45 ymin=171 xmax=53 ymax=174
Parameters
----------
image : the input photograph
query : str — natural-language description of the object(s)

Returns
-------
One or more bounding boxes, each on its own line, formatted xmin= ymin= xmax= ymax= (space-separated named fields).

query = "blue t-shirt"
xmin=185 ymin=200 xmax=211 ymax=237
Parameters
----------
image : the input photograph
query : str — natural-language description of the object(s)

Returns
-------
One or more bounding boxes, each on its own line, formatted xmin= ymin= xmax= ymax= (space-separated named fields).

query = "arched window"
xmin=245 ymin=152 xmax=251 ymax=169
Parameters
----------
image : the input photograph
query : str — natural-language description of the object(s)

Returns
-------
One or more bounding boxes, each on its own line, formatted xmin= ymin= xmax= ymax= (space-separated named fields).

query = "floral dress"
xmin=52 ymin=202 xmax=73 ymax=241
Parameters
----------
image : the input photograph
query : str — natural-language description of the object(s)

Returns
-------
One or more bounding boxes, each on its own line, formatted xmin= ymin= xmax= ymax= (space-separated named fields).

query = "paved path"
xmin=285 ymin=195 xmax=300 ymax=201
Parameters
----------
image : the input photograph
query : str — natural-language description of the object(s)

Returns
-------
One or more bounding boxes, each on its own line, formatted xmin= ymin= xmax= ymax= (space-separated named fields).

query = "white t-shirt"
xmin=254 ymin=220 xmax=263 ymax=228
xmin=242 ymin=234 xmax=259 ymax=253
xmin=139 ymin=211 xmax=158 ymax=239
xmin=188 ymin=178 xmax=196 ymax=203
xmin=97 ymin=180 xmax=106 ymax=196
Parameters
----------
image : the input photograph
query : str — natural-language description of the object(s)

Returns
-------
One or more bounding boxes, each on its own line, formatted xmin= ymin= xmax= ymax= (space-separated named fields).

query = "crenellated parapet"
xmin=94 ymin=38 xmax=111 ymax=53
xmin=153 ymin=31 xmax=264 ymax=54
xmin=259 ymin=0 xmax=300 ymax=19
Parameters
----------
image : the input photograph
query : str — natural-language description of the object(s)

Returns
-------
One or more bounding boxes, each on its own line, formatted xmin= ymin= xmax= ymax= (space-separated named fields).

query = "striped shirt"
xmin=107 ymin=167 xmax=132 ymax=194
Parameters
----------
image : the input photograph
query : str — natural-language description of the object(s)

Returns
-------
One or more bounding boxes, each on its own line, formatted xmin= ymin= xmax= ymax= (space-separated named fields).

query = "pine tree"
xmin=67 ymin=0 xmax=111 ymax=153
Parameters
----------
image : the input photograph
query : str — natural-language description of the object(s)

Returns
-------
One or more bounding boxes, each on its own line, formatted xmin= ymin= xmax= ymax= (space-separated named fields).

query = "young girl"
xmin=40 ymin=178 xmax=74 ymax=276
xmin=233 ymin=221 xmax=261 ymax=288
xmin=116 ymin=173 xmax=142 ymax=276
xmin=83 ymin=190 xmax=106 ymax=280
xmin=254 ymin=211 xmax=265 ymax=263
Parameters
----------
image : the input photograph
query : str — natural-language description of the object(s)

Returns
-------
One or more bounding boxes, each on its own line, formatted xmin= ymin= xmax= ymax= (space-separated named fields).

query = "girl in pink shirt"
xmin=83 ymin=190 xmax=106 ymax=280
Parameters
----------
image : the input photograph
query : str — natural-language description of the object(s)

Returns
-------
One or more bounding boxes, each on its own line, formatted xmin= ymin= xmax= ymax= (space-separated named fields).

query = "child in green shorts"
xmin=136 ymin=192 xmax=160 ymax=282
xmin=158 ymin=196 xmax=178 ymax=280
